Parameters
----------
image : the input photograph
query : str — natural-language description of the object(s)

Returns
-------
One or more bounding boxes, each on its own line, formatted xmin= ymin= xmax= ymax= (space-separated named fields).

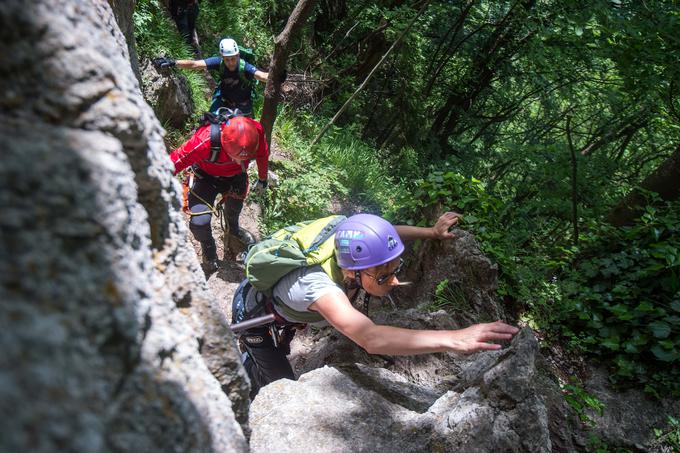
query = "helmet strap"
xmin=354 ymin=270 xmax=362 ymax=290
xmin=344 ymin=271 xmax=362 ymax=304
xmin=362 ymin=292 xmax=371 ymax=315
xmin=352 ymin=270 xmax=371 ymax=315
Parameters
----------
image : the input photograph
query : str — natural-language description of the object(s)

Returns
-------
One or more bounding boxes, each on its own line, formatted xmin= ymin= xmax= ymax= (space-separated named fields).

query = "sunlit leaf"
xmin=649 ymin=321 xmax=671 ymax=339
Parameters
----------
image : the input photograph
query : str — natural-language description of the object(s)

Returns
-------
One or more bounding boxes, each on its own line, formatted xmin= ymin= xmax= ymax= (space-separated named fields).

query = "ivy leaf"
xmin=659 ymin=340 xmax=675 ymax=349
xmin=624 ymin=342 xmax=639 ymax=353
xmin=649 ymin=321 xmax=671 ymax=339
xmin=635 ymin=301 xmax=655 ymax=312
xmin=601 ymin=338 xmax=620 ymax=350
xmin=671 ymin=300 xmax=680 ymax=312
xmin=609 ymin=304 xmax=634 ymax=320
xmin=651 ymin=346 xmax=679 ymax=362
xmin=630 ymin=333 xmax=649 ymax=346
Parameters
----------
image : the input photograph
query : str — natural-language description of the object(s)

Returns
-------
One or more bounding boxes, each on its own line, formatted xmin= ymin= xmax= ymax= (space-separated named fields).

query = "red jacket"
xmin=170 ymin=118 xmax=269 ymax=180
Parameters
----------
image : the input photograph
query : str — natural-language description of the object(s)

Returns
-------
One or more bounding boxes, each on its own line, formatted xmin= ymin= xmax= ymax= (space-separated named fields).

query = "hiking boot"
xmin=229 ymin=228 xmax=256 ymax=251
xmin=200 ymin=241 xmax=219 ymax=273
xmin=236 ymin=229 xmax=256 ymax=247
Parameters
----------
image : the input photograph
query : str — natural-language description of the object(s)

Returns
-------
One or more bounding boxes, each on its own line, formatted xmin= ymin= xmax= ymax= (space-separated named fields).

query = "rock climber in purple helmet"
xmin=232 ymin=212 xmax=519 ymax=398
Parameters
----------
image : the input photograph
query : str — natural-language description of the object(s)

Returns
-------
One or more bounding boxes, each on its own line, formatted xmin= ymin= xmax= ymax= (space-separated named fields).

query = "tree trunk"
xmin=608 ymin=143 xmax=680 ymax=226
xmin=260 ymin=0 xmax=318 ymax=148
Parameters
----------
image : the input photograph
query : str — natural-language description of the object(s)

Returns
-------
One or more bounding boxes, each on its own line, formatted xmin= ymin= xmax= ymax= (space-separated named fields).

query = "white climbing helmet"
xmin=219 ymin=38 xmax=239 ymax=57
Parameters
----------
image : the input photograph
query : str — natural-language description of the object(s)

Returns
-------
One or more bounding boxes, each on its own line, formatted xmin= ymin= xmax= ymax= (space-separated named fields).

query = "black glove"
xmin=153 ymin=57 xmax=176 ymax=69
xmin=252 ymin=179 xmax=268 ymax=194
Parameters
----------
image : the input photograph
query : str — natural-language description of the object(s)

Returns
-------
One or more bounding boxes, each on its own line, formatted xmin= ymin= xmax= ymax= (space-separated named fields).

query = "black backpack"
xmin=199 ymin=108 xmax=245 ymax=163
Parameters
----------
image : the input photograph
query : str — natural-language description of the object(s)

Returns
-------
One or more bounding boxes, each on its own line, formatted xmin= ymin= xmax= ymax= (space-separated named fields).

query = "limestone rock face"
xmin=585 ymin=369 xmax=680 ymax=449
xmin=398 ymin=229 xmax=506 ymax=324
xmin=0 ymin=1 xmax=247 ymax=451
xmin=396 ymin=229 xmax=508 ymax=326
xmin=140 ymin=59 xmax=195 ymax=130
xmin=251 ymin=329 xmax=569 ymax=453
xmin=107 ymin=0 xmax=141 ymax=83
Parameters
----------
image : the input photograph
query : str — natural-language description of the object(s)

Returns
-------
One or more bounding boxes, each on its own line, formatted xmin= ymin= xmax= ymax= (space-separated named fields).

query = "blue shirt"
xmin=204 ymin=56 xmax=258 ymax=113
xmin=203 ymin=56 xmax=257 ymax=76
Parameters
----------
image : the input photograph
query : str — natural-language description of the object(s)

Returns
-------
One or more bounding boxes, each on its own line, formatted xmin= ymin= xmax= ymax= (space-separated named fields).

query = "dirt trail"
xmin=184 ymin=139 xmax=326 ymax=379
xmin=186 ymin=140 xmax=287 ymax=322
xmin=186 ymin=201 xmax=260 ymax=320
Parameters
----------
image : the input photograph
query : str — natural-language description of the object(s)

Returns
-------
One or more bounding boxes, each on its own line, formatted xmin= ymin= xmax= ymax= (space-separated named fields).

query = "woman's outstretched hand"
xmin=449 ymin=321 xmax=520 ymax=353
xmin=432 ymin=211 xmax=463 ymax=239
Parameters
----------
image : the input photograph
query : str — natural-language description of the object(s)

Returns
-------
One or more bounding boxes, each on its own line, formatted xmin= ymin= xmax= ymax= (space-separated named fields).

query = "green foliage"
xmin=134 ymin=0 xmax=185 ymax=57
xmin=651 ymin=416 xmax=680 ymax=452
xmin=255 ymin=111 xmax=406 ymax=234
xmin=586 ymin=435 xmax=633 ymax=453
xmin=561 ymin=378 xmax=605 ymax=426
xmin=256 ymin=154 xmax=344 ymax=234
xmin=555 ymin=200 xmax=680 ymax=395
xmin=395 ymin=167 xmax=502 ymax=224
xmin=395 ymin=164 xmax=680 ymax=396
xmin=315 ymin=131 xmax=399 ymax=211
xmin=424 ymin=278 xmax=470 ymax=314
xmin=195 ymin=0 xmax=272 ymax=56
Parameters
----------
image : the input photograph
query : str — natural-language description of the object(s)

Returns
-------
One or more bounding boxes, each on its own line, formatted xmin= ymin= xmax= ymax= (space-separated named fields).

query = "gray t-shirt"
xmin=271 ymin=265 xmax=344 ymax=324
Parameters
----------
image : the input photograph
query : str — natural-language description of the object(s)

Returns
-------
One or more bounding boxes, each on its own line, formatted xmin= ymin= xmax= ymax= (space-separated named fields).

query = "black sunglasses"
xmin=364 ymin=258 xmax=404 ymax=285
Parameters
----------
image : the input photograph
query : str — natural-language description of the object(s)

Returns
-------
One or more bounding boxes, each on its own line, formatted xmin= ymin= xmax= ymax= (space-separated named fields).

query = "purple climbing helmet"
xmin=334 ymin=214 xmax=405 ymax=270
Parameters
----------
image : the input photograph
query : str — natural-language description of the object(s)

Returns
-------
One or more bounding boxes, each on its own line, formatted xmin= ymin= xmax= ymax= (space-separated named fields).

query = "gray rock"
xmin=251 ymin=329 xmax=557 ymax=453
xmin=107 ymin=0 xmax=142 ymax=84
xmin=0 ymin=1 xmax=247 ymax=451
xmin=585 ymin=368 xmax=680 ymax=450
xmin=140 ymin=59 xmax=195 ymax=129
xmin=397 ymin=228 xmax=506 ymax=324
xmin=250 ymin=366 xmax=433 ymax=453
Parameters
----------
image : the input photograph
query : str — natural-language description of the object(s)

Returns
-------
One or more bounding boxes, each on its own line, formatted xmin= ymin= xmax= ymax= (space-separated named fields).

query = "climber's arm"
xmin=254 ymin=69 xmax=269 ymax=83
xmin=394 ymin=211 xmax=462 ymax=241
xmin=175 ymin=59 xmax=207 ymax=69
xmin=310 ymin=291 xmax=517 ymax=355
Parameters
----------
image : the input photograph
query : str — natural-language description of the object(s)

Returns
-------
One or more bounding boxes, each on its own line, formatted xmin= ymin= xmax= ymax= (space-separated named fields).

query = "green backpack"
xmin=223 ymin=41 xmax=259 ymax=93
xmin=209 ymin=40 xmax=260 ymax=113
xmin=237 ymin=45 xmax=257 ymax=67
xmin=244 ymin=215 xmax=347 ymax=295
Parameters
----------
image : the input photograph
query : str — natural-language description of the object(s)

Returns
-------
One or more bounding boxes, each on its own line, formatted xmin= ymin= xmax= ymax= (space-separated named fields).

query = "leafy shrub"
xmin=651 ymin=416 xmax=680 ymax=452
xmin=395 ymin=167 xmax=680 ymax=396
xmin=555 ymin=202 xmax=680 ymax=396
xmin=561 ymin=377 xmax=605 ymax=426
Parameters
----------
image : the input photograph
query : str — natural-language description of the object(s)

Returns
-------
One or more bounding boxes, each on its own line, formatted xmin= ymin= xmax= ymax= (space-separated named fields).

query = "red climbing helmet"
xmin=221 ymin=116 xmax=259 ymax=161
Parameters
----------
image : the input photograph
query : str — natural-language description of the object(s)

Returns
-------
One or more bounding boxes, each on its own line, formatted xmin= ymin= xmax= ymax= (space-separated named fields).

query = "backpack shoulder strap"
xmin=202 ymin=110 xmax=234 ymax=163
xmin=300 ymin=215 xmax=346 ymax=254
xmin=208 ymin=121 xmax=222 ymax=163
